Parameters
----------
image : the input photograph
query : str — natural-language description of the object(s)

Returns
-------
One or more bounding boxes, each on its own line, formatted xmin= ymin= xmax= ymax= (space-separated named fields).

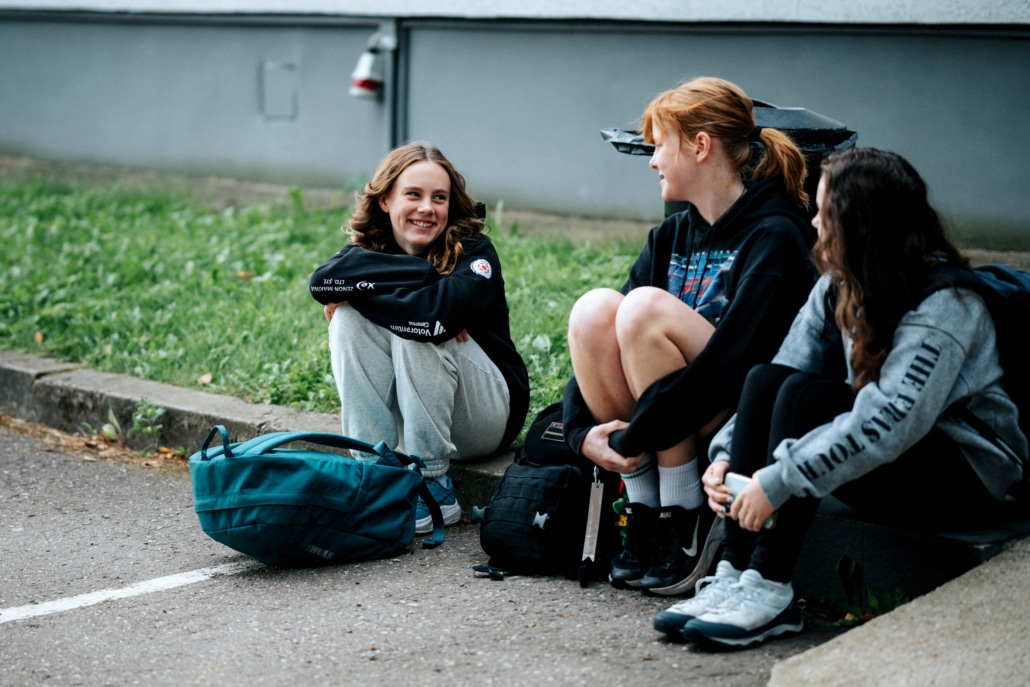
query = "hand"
xmin=580 ymin=420 xmax=643 ymax=474
xmin=324 ymin=302 xmax=346 ymax=322
xmin=728 ymin=478 xmax=776 ymax=532
xmin=702 ymin=461 xmax=732 ymax=516
xmin=455 ymin=328 xmax=469 ymax=343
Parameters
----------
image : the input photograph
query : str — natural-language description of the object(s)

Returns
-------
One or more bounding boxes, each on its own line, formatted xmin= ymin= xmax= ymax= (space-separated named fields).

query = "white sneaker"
xmin=653 ymin=560 xmax=743 ymax=634
xmin=682 ymin=569 xmax=803 ymax=647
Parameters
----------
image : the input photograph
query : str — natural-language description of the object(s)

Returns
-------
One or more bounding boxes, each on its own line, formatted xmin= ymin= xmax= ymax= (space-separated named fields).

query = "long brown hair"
xmin=814 ymin=147 xmax=968 ymax=389
xmin=348 ymin=141 xmax=483 ymax=276
xmin=641 ymin=76 xmax=809 ymax=208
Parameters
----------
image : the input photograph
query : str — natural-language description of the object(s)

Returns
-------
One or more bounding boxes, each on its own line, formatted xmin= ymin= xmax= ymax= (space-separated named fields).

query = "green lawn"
xmin=0 ymin=178 xmax=641 ymax=434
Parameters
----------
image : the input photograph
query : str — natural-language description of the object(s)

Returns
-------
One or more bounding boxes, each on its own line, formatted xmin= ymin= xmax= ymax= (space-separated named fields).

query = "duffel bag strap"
xmin=419 ymin=479 xmax=445 ymax=549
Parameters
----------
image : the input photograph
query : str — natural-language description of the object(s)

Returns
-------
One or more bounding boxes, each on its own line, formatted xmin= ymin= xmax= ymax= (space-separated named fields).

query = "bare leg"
xmin=615 ymin=287 xmax=718 ymax=468
xmin=568 ymin=288 xmax=636 ymax=423
xmin=575 ymin=287 xmax=729 ymax=592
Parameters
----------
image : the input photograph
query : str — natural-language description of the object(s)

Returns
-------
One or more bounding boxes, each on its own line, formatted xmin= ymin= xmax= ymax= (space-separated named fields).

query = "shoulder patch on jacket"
xmin=471 ymin=259 xmax=493 ymax=279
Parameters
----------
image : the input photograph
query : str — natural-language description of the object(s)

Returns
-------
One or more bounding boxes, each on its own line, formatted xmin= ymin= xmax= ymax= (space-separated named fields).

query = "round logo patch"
xmin=470 ymin=259 xmax=492 ymax=279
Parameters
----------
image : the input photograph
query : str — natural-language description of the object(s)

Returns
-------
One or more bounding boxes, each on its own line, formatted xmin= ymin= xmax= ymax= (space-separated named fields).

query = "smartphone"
xmin=722 ymin=472 xmax=777 ymax=529
xmin=723 ymin=472 xmax=752 ymax=502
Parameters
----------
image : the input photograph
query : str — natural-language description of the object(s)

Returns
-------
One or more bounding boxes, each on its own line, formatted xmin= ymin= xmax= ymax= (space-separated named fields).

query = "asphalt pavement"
xmin=0 ymin=419 xmax=845 ymax=687
xmin=2 ymin=350 xmax=1029 ymax=686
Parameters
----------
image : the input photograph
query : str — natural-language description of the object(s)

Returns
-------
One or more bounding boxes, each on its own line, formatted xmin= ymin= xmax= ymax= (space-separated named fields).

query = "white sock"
xmin=622 ymin=454 xmax=659 ymax=508
xmin=659 ymin=460 xmax=704 ymax=510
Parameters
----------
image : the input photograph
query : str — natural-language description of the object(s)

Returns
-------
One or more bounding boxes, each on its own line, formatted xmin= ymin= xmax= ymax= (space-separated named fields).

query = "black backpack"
xmin=475 ymin=403 xmax=622 ymax=585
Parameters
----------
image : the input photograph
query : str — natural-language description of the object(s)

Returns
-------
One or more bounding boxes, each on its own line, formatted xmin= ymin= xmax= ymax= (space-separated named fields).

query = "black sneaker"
xmin=638 ymin=505 xmax=723 ymax=596
xmin=609 ymin=502 xmax=656 ymax=589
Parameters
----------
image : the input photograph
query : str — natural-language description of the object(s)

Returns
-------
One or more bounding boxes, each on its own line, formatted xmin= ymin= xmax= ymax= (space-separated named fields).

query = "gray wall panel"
xmin=404 ymin=24 xmax=1030 ymax=239
xmin=0 ymin=18 xmax=389 ymax=186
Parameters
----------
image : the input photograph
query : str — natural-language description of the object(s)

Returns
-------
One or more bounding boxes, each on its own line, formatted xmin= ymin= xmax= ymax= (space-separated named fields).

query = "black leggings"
xmin=721 ymin=363 xmax=999 ymax=583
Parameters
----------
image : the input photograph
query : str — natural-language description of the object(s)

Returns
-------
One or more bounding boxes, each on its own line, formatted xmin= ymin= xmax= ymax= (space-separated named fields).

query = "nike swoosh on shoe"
xmin=682 ymin=517 xmax=701 ymax=557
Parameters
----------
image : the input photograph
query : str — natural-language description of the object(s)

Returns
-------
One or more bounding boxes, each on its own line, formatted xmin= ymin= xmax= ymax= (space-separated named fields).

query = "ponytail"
xmin=752 ymin=128 xmax=808 ymax=208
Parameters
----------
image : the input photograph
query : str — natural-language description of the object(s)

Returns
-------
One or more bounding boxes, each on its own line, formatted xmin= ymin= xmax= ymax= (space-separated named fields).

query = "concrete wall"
xmin=1 ymin=12 xmax=1028 ymax=245
xmin=0 ymin=14 xmax=393 ymax=187
xmin=400 ymin=22 xmax=1030 ymax=244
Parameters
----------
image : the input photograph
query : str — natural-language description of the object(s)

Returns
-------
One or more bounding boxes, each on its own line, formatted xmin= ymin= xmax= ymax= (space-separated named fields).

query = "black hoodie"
xmin=562 ymin=178 xmax=816 ymax=459
xmin=310 ymin=233 xmax=529 ymax=451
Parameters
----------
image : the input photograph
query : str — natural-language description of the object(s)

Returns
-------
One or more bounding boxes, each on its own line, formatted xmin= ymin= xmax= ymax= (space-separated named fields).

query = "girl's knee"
xmin=568 ymin=288 xmax=622 ymax=343
xmin=614 ymin=286 xmax=675 ymax=339
xmin=328 ymin=305 xmax=393 ymax=358
xmin=744 ymin=364 xmax=801 ymax=393
xmin=328 ymin=302 xmax=373 ymax=335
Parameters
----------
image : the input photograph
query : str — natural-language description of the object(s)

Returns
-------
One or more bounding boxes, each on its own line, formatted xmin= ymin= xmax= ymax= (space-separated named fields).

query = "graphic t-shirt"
xmin=668 ymin=249 xmax=735 ymax=324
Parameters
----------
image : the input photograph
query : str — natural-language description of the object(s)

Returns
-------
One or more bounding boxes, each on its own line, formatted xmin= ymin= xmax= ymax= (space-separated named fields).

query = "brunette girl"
xmin=310 ymin=142 xmax=529 ymax=534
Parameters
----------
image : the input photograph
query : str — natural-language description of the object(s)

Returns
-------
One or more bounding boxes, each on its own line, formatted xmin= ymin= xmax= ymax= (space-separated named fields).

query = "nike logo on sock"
xmin=682 ymin=517 xmax=701 ymax=557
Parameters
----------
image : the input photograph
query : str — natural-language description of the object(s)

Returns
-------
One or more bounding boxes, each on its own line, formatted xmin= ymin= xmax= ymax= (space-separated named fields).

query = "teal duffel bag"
xmin=189 ymin=426 xmax=444 ymax=567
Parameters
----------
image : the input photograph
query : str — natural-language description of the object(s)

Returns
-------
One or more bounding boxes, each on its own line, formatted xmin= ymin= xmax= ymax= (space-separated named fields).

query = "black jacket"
xmin=563 ymin=179 xmax=816 ymax=459
xmin=310 ymin=233 xmax=529 ymax=451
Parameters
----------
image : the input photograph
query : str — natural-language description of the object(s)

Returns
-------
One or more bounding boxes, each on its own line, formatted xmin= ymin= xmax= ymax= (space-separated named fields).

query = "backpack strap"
xmin=944 ymin=403 xmax=1024 ymax=469
xmin=473 ymin=564 xmax=508 ymax=581
xmin=944 ymin=402 xmax=1029 ymax=500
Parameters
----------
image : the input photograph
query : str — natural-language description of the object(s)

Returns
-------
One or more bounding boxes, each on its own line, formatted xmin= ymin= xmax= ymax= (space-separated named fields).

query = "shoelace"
xmin=692 ymin=574 xmax=721 ymax=597
xmin=670 ymin=574 xmax=734 ymax=613
xmin=707 ymin=581 xmax=766 ymax=616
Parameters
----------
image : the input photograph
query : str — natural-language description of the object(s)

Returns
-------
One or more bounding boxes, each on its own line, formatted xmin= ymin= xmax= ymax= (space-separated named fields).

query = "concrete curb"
xmin=0 ymin=350 xmax=336 ymax=447
xmin=769 ymin=538 xmax=1030 ymax=687
xmin=0 ymin=350 xmax=512 ymax=508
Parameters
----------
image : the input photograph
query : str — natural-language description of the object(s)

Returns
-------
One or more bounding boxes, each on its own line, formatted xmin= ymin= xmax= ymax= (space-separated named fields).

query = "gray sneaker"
xmin=653 ymin=560 xmax=742 ymax=634
xmin=682 ymin=568 xmax=803 ymax=647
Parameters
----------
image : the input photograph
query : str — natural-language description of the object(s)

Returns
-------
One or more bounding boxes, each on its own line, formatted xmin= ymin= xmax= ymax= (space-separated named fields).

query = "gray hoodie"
xmin=709 ymin=274 xmax=1027 ymax=508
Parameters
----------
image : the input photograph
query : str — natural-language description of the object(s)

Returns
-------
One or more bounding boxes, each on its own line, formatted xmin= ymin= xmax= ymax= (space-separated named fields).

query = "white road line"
xmin=0 ymin=559 xmax=263 ymax=625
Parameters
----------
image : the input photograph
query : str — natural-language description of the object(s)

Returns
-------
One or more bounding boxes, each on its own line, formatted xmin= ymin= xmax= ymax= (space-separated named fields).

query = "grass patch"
xmin=0 ymin=177 xmax=641 ymax=436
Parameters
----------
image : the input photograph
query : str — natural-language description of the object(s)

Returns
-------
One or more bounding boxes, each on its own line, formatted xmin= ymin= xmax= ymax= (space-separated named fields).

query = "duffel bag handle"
xmin=199 ymin=425 xmax=233 ymax=459
xmin=242 ymin=430 xmax=421 ymax=470
xmin=199 ymin=425 xmax=425 ymax=470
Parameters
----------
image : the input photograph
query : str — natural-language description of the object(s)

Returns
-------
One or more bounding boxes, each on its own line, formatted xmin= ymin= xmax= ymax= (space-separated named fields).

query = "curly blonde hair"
xmin=348 ymin=141 xmax=483 ymax=276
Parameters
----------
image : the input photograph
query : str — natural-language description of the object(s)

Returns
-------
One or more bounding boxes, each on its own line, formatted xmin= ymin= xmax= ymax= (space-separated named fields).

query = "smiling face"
xmin=649 ymin=121 xmax=698 ymax=203
xmin=378 ymin=160 xmax=451 ymax=256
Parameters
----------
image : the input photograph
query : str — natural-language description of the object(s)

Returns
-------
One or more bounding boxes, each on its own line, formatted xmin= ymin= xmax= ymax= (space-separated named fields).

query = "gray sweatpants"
xmin=328 ymin=305 xmax=510 ymax=477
